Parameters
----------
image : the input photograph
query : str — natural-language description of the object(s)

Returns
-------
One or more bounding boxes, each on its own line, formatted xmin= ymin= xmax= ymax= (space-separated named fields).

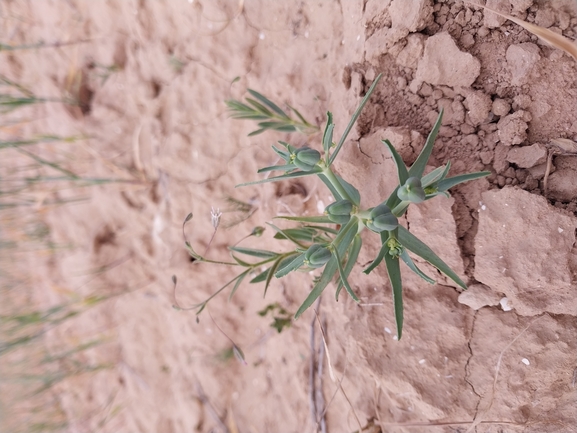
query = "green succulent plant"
xmin=177 ymin=74 xmax=490 ymax=339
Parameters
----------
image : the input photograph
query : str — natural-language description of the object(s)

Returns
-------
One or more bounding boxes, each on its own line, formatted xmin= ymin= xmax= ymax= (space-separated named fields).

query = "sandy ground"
xmin=1 ymin=1 xmax=577 ymax=432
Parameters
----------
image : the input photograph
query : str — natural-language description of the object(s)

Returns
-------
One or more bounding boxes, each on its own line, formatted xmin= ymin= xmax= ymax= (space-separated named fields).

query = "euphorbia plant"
xmin=177 ymin=74 xmax=489 ymax=338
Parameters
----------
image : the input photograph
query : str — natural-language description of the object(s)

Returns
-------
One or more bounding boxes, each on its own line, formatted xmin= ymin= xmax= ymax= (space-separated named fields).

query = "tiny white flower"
xmin=211 ymin=207 xmax=222 ymax=229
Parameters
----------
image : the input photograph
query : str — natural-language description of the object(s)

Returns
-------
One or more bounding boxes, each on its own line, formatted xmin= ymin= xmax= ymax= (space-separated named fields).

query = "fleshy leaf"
xmin=322 ymin=112 xmax=334 ymax=159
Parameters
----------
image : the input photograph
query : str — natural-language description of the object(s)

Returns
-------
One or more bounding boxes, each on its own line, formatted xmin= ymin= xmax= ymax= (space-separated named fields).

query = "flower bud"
xmin=325 ymin=199 xmax=353 ymax=224
xmin=366 ymin=204 xmax=398 ymax=233
xmin=293 ymin=148 xmax=321 ymax=171
xmin=304 ymin=244 xmax=332 ymax=268
xmin=397 ymin=177 xmax=426 ymax=203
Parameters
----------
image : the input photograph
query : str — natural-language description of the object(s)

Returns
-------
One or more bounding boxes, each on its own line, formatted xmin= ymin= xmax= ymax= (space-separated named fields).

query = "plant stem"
xmin=322 ymin=167 xmax=353 ymax=203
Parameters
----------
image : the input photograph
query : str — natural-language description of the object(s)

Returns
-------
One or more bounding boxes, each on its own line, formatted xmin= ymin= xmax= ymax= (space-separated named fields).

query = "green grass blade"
xmin=399 ymin=249 xmax=435 ymax=285
xmin=384 ymin=253 xmax=403 ymax=339
xmin=437 ymin=171 xmax=491 ymax=191
xmin=228 ymin=246 xmax=279 ymax=259
xmin=329 ymin=73 xmax=382 ymax=165
xmin=409 ymin=109 xmax=443 ymax=179
xmin=247 ymin=89 xmax=289 ymax=118
xmin=397 ymin=226 xmax=466 ymax=289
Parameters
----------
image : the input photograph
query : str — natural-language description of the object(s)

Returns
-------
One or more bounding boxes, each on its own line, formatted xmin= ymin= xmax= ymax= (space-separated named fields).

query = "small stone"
xmin=494 ymin=143 xmax=510 ymax=174
xmin=506 ymin=143 xmax=548 ymax=168
xmin=506 ymin=43 xmax=541 ymax=86
xmin=528 ymin=162 xmax=550 ymax=180
xmin=458 ymin=284 xmax=502 ymax=310
xmin=498 ymin=112 xmax=529 ymax=146
xmin=547 ymin=168 xmax=577 ymax=201
xmin=480 ymin=151 xmax=493 ymax=165
xmin=463 ymin=90 xmax=492 ymax=126
xmin=492 ymin=98 xmax=511 ymax=116
xmin=483 ymin=0 xmax=509 ymax=28
xmin=396 ymin=34 xmax=426 ymax=69
xmin=415 ymin=32 xmax=481 ymax=88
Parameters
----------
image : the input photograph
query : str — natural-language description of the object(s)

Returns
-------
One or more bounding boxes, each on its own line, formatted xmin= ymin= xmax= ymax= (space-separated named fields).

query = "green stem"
xmin=322 ymin=167 xmax=353 ymax=203
xmin=392 ymin=201 xmax=410 ymax=217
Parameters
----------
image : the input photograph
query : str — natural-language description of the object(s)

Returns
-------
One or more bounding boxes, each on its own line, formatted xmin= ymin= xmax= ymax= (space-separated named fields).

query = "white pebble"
xmin=419 ymin=359 xmax=426 ymax=364
xmin=522 ymin=358 xmax=530 ymax=366
xmin=316 ymin=200 xmax=325 ymax=213
xmin=500 ymin=297 xmax=512 ymax=311
xmin=384 ymin=327 xmax=392 ymax=334
xmin=558 ymin=227 xmax=564 ymax=233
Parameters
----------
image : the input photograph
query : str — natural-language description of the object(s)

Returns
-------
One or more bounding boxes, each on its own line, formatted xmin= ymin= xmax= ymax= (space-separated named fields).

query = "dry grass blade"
xmin=468 ymin=1 xmax=577 ymax=60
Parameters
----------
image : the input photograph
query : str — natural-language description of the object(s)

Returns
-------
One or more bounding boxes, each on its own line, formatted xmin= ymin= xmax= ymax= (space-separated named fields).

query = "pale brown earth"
xmin=1 ymin=1 xmax=577 ymax=433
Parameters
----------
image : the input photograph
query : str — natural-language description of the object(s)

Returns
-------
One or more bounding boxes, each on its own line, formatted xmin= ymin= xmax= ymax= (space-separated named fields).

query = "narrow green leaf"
xmin=236 ymin=167 xmax=321 ymax=187
xmin=333 ymin=241 xmax=360 ymax=302
xmin=397 ymin=226 xmax=466 ymax=289
xmin=273 ymin=215 xmax=333 ymax=224
xmin=399 ymin=250 xmax=435 ymax=285
xmin=245 ymin=97 xmax=274 ymax=116
xmin=229 ymin=246 xmax=279 ymax=259
xmin=266 ymin=223 xmax=307 ymax=248
xmin=384 ymin=254 xmax=404 ymax=340
xmin=294 ymin=218 xmax=358 ymax=318
xmin=303 ymin=224 xmax=338 ymax=235
xmin=272 ymin=145 xmax=290 ymax=161
xmin=273 ymin=227 xmax=317 ymax=242
xmin=232 ymin=254 xmax=252 ymax=267
xmin=248 ymin=89 xmax=289 ymax=118
xmin=322 ymin=112 xmax=334 ymax=158
xmin=382 ymin=139 xmax=409 ymax=185
xmin=275 ymin=253 xmax=305 ymax=278
xmin=263 ymin=256 xmax=285 ymax=297
xmin=336 ymin=235 xmax=362 ymax=298
xmin=437 ymin=171 xmax=491 ymax=191
xmin=229 ymin=269 xmax=251 ymax=300
xmin=247 ymin=128 xmax=267 ymax=136
xmin=257 ymin=164 xmax=296 ymax=173
xmin=288 ymin=104 xmax=309 ymax=125
xmin=421 ymin=162 xmax=451 ymax=188
xmin=330 ymin=73 xmax=382 ymax=165
xmin=250 ymin=267 xmax=271 ymax=283
xmin=257 ymin=121 xmax=297 ymax=132
xmin=294 ymin=255 xmax=338 ymax=318
xmin=336 ymin=175 xmax=361 ymax=207
xmin=409 ymin=109 xmax=443 ymax=179
xmin=363 ymin=241 xmax=388 ymax=275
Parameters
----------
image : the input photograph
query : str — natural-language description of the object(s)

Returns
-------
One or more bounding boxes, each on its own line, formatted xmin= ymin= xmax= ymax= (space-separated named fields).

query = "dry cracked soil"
xmin=1 ymin=1 xmax=577 ymax=433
